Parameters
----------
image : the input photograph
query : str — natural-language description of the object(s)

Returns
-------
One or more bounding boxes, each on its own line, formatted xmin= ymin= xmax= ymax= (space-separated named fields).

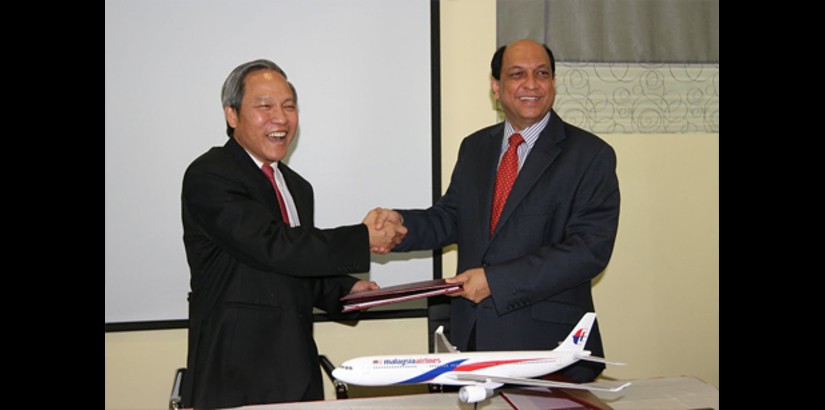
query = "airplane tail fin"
xmin=434 ymin=326 xmax=459 ymax=353
xmin=556 ymin=312 xmax=596 ymax=352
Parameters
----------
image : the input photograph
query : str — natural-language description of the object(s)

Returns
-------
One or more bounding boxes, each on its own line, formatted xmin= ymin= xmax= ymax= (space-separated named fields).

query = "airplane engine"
xmin=458 ymin=385 xmax=494 ymax=403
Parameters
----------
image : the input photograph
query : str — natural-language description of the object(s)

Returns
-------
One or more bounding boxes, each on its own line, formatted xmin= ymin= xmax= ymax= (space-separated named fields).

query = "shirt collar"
xmin=503 ymin=111 xmax=551 ymax=149
xmin=245 ymin=150 xmax=278 ymax=170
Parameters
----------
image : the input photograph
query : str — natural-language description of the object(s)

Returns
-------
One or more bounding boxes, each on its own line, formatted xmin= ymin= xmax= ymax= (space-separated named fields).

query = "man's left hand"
xmin=446 ymin=268 xmax=490 ymax=303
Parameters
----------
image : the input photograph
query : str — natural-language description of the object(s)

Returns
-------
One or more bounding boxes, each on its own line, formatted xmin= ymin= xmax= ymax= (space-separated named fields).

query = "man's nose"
xmin=524 ymin=73 xmax=539 ymax=89
xmin=270 ymin=107 xmax=288 ymax=124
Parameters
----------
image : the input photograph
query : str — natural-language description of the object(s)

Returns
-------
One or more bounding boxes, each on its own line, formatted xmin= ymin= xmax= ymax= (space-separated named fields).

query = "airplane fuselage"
xmin=332 ymin=350 xmax=585 ymax=388
xmin=330 ymin=314 xmax=629 ymax=404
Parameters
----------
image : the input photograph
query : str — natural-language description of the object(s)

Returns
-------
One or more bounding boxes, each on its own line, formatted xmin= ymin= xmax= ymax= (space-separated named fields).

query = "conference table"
xmin=232 ymin=376 xmax=719 ymax=410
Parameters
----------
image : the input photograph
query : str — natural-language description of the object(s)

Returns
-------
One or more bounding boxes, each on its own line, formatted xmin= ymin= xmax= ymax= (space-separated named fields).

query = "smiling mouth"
xmin=518 ymin=96 xmax=540 ymax=102
xmin=267 ymin=131 xmax=287 ymax=141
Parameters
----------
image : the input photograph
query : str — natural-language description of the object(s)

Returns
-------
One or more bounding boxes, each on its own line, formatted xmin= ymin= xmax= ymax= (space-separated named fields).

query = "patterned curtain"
xmin=497 ymin=0 xmax=719 ymax=133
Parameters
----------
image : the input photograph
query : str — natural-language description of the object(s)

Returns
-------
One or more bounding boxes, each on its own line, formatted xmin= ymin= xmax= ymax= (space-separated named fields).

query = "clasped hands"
xmin=361 ymin=208 xmax=490 ymax=303
xmin=363 ymin=207 xmax=406 ymax=254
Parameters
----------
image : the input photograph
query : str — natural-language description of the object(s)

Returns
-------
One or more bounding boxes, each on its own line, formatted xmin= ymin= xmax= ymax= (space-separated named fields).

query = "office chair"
xmin=427 ymin=296 xmax=452 ymax=393
xmin=319 ymin=355 xmax=349 ymax=399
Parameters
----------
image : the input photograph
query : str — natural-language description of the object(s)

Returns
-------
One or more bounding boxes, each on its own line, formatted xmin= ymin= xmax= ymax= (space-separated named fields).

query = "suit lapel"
xmin=225 ymin=138 xmax=283 ymax=217
xmin=490 ymin=112 xmax=566 ymax=240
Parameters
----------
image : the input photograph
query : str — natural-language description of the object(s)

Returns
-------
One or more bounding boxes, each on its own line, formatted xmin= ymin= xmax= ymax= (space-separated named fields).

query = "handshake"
xmin=363 ymin=207 xmax=406 ymax=254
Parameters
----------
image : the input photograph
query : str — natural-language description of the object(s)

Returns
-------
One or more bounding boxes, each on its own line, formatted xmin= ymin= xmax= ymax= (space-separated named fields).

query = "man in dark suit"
xmin=367 ymin=39 xmax=620 ymax=383
xmin=180 ymin=59 xmax=406 ymax=409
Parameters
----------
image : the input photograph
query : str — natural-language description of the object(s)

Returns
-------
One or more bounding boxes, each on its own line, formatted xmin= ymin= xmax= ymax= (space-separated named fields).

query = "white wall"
xmin=105 ymin=0 xmax=433 ymax=325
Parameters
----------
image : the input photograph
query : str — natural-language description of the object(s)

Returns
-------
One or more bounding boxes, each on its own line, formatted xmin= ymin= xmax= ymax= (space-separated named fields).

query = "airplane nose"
xmin=331 ymin=368 xmax=343 ymax=380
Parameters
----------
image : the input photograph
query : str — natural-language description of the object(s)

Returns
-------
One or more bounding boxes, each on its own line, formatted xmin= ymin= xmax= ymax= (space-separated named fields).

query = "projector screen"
xmin=105 ymin=0 xmax=434 ymax=326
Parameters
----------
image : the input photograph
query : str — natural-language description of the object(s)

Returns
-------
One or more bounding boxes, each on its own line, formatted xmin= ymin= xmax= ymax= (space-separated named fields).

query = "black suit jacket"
xmin=395 ymin=111 xmax=620 ymax=382
xmin=180 ymin=138 xmax=369 ymax=408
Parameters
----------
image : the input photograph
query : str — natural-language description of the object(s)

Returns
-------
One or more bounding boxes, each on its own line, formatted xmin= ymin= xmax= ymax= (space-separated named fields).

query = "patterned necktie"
xmin=261 ymin=163 xmax=290 ymax=225
xmin=490 ymin=133 xmax=524 ymax=236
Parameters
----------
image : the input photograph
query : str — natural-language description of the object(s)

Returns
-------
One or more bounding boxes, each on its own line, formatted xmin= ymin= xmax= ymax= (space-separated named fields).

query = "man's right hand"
xmin=363 ymin=207 xmax=406 ymax=254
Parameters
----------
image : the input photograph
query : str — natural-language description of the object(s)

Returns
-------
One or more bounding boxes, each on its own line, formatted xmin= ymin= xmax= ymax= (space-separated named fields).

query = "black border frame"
xmin=105 ymin=0 xmax=442 ymax=333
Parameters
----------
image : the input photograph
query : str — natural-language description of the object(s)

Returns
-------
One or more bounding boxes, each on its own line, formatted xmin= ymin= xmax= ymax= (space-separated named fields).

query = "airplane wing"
xmin=454 ymin=374 xmax=631 ymax=393
xmin=434 ymin=326 xmax=460 ymax=353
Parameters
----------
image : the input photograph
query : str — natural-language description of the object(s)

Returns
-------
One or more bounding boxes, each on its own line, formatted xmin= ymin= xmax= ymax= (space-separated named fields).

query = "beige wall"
xmin=104 ymin=1 xmax=718 ymax=408
xmin=593 ymin=133 xmax=718 ymax=386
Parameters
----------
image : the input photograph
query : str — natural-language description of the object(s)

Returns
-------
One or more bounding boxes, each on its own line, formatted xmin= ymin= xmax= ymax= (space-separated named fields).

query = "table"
xmin=233 ymin=376 xmax=719 ymax=410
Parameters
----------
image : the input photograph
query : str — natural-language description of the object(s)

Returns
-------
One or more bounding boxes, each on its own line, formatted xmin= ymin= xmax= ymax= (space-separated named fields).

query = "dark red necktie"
xmin=261 ymin=163 xmax=290 ymax=225
xmin=490 ymin=133 xmax=524 ymax=236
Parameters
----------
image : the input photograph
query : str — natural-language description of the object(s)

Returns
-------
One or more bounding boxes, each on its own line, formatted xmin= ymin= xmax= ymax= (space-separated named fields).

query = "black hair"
xmin=490 ymin=43 xmax=556 ymax=80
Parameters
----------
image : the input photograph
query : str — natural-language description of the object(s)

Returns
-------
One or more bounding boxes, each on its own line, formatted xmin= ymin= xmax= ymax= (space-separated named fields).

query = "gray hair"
xmin=221 ymin=59 xmax=298 ymax=137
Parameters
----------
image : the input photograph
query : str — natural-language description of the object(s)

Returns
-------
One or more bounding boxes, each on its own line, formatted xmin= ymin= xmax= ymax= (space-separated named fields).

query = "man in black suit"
xmin=367 ymin=39 xmax=620 ymax=383
xmin=180 ymin=59 xmax=406 ymax=409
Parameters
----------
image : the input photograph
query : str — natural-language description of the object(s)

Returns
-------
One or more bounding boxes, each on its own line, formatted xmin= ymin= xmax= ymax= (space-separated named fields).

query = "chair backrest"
xmin=427 ymin=296 xmax=452 ymax=393
xmin=427 ymin=296 xmax=451 ymax=352
xmin=319 ymin=355 xmax=349 ymax=399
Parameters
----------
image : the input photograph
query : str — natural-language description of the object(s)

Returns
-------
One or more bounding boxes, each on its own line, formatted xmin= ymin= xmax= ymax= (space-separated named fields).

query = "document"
xmin=340 ymin=278 xmax=463 ymax=313
xmin=500 ymin=387 xmax=613 ymax=410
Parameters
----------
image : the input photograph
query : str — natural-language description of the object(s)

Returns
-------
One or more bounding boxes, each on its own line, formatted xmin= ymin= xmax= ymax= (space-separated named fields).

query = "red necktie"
xmin=490 ymin=133 xmax=524 ymax=236
xmin=261 ymin=163 xmax=291 ymax=225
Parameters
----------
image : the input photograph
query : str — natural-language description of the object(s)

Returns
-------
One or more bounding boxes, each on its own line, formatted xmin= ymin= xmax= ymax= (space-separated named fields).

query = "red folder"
xmin=340 ymin=278 xmax=463 ymax=313
xmin=500 ymin=387 xmax=614 ymax=410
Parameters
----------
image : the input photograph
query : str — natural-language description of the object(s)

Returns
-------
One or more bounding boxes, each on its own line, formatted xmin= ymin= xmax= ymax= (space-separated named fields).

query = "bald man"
xmin=367 ymin=39 xmax=620 ymax=382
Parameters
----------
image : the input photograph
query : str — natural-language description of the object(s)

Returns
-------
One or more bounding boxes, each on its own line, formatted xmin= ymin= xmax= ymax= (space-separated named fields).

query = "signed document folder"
xmin=340 ymin=279 xmax=463 ymax=313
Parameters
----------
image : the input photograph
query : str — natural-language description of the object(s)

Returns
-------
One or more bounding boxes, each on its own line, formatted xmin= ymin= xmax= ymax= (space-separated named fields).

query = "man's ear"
xmin=491 ymin=78 xmax=500 ymax=101
xmin=224 ymin=106 xmax=239 ymax=128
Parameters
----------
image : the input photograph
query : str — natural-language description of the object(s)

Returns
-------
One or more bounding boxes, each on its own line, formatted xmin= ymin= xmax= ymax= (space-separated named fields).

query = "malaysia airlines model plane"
xmin=332 ymin=312 xmax=630 ymax=404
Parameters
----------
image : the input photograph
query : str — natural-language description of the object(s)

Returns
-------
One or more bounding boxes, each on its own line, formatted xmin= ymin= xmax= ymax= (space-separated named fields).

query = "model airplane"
xmin=332 ymin=312 xmax=630 ymax=404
